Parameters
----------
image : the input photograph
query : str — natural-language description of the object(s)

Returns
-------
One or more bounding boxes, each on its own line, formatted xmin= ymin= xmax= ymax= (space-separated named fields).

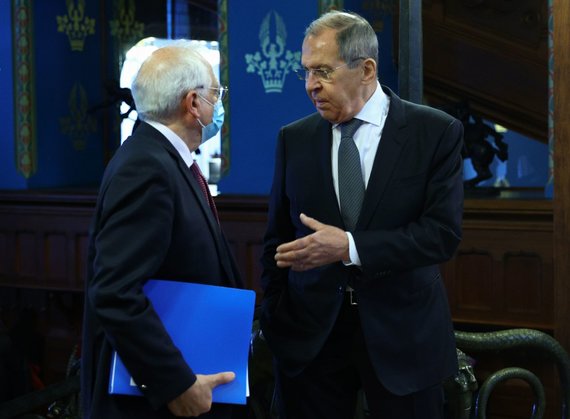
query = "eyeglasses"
xmin=198 ymin=85 xmax=229 ymax=102
xmin=294 ymin=58 xmax=366 ymax=82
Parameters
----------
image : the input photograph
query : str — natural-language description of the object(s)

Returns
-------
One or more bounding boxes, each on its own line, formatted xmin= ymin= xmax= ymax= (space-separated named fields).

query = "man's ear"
xmin=184 ymin=91 xmax=200 ymax=118
xmin=362 ymin=58 xmax=378 ymax=84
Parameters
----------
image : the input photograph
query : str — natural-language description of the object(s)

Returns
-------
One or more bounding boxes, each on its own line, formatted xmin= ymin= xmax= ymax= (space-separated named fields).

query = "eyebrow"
xmin=302 ymin=64 xmax=333 ymax=70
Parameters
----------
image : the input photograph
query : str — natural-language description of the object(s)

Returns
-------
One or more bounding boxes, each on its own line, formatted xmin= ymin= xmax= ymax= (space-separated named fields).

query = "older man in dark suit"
xmin=260 ymin=11 xmax=464 ymax=419
xmin=82 ymin=44 xmax=241 ymax=418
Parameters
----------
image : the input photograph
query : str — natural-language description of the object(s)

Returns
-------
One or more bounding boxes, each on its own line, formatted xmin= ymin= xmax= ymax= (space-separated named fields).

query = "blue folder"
xmin=108 ymin=279 xmax=256 ymax=405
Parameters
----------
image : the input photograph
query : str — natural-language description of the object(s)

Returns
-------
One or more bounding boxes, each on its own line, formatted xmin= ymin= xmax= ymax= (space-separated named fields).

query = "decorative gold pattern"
xmin=362 ymin=0 xmax=397 ymax=32
xmin=319 ymin=0 xmax=343 ymax=15
xmin=109 ymin=0 xmax=144 ymax=47
xmin=59 ymin=83 xmax=97 ymax=151
xmin=245 ymin=11 xmax=301 ymax=94
xmin=56 ymin=0 xmax=96 ymax=52
xmin=12 ymin=0 xmax=36 ymax=178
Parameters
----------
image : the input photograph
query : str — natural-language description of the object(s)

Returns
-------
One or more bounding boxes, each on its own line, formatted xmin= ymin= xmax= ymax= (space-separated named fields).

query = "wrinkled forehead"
xmin=301 ymin=29 xmax=340 ymax=68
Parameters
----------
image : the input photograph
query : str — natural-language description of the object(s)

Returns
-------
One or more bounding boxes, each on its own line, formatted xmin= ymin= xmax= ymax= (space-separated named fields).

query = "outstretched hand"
xmin=167 ymin=371 xmax=235 ymax=417
xmin=275 ymin=213 xmax=349 ymax=271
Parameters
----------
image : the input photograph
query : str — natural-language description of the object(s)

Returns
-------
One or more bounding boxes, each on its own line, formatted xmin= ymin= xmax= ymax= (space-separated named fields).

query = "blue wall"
xmin=0 ymin=1 xmax=551 ymax=196
xmin=27 ymin=1 xmax=106 ymax=189
xmin=217 ymin=0 xmax=316 ymax=195
xmin=345 ymin=0 xmax=398 ymax=93
xmin=1 ymin=1 xmax=108 ymax=189
xmin=218 ymin=1 xmax=400 ymax=195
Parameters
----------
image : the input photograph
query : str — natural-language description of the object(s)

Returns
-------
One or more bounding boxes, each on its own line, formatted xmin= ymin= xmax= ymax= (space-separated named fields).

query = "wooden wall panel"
xmin=223 ymin=224 xmax=266 ymax=302
xmin=0 ymin=232 xmax=8 ymax=274
xmin=218 ymin=195 xmax=268 ymax=304
xmin=553 ymin=0 xmax=570 ymax=361
xmin=0 ymin=191 xmax=556 ymax=328
xmin=454 ymin=251 xmax=494 ymax=312
xmin=504 ymin=253 xmax=542 ymax=315
xmin=74 ymin=233 xmax=90 ymax=286
xmin=446 ymin=196 xmax=554 ymax=329
xmin=0 ymin=191 xmax=96 ymax=291
xmin=15 ymin=232 xmax=38 ymax=279
xmin=44 ymin=233 xmax=67 ymax=281
xmin=0 ymin=191 xmax=561 ymax=418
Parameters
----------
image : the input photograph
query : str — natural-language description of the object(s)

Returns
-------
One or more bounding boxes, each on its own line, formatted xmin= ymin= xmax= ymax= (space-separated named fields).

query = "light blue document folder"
xmin=108 ymin=279 xmax=256 ymax=405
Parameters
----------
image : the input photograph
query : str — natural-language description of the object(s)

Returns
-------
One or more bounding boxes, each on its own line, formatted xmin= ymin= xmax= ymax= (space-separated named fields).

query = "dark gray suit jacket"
xmin=260 ymin=87 xmax=464 ymax=395
xmin=81 ymin=122 xmax=242 ymax=418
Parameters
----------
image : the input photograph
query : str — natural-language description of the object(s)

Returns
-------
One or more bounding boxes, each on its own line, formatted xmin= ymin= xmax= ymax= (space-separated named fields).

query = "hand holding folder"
xmin=109 ymin=280 xmax=256 ymax=405
xmin=167 ymin=371 xmax=236 ymax=417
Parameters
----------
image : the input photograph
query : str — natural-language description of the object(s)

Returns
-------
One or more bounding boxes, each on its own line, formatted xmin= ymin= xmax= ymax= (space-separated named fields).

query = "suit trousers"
xmin=273 ymin=293 xmax=445 ymax=419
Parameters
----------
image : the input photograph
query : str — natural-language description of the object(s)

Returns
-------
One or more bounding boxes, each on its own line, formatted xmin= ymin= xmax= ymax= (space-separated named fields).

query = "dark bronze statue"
xmin=440 ymin=101 xmax=508 ymax=189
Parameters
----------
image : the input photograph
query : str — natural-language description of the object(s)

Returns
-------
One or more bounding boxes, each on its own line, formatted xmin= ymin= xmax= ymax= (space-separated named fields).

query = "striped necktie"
xmin=338 ymin=118 xmax=365 ymax=231
xmin=191 ymin=162 xmax=219 ymax=224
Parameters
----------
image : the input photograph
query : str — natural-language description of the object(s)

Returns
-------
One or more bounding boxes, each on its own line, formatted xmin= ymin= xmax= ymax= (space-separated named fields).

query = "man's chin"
xmin=315 ymin=109 xmax=337 ymax=123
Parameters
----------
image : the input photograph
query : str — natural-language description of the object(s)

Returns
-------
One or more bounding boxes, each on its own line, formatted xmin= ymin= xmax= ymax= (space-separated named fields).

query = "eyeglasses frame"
xmin=196 ymin=85 xmax=229 ymax=103
xmin=295 ymin=57 xmax=367 ymax=82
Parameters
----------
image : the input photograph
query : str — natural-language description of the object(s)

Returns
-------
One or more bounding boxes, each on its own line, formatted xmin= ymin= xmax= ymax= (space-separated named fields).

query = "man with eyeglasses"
xmin=260 ymin=11 xmax=464 ymax=419
xmin=82 ymin=44 xmax=242 ymax=418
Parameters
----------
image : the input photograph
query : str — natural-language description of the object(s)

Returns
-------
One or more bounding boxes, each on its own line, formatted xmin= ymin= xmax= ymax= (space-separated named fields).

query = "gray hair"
xmin=132 ymin=43 xmax=212 ymax=123
xmin=305 ymin=11 xmax=378 ymax=68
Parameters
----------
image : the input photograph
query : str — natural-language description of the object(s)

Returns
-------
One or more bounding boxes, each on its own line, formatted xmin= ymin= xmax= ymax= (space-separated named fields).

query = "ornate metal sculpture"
xmin=455 ymin=328 xmax=570 ymax=419
xmin=444 ymin=349 xmax=478 ymax=419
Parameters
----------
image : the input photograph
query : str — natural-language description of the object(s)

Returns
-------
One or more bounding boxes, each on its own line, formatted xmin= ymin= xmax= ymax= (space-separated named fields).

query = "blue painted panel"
xmin=218 ymin=1 xmax=316 ymax=195
xmin=344 ymin=1 xmax=399 ymax=93
xmin=28 ymin=0 xmax=104 ymax=188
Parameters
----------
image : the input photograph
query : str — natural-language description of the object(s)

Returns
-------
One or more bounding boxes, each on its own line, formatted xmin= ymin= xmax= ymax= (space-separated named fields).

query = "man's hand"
xmin=275 ymin=213 xmax=349 ymax=271
xmin=167 ymin=372 xmax=235 ymax=417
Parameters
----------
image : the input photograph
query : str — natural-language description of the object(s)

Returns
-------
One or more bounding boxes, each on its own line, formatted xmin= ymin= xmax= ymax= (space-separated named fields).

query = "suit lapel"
xmin=358 ymin=89 xmax=408 ymax=229
xmin=177 ymin=158 xmax=219 ymax=231
xmin=176 ymin=157 xmax=237 ymax=286
xmin=136 ymin=124 xmax=220 ymax=235
xmin=146 ymin=129 xmax=236 ymax=287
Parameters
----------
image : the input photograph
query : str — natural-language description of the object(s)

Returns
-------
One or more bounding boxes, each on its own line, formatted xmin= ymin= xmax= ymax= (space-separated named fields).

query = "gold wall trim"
xmin=12 ymin=0 xmax=36 ymax=178
xmin=59 ymin=82 xmax=97 ymax=151
xmin=218 ymin=0 xmax=230 ymax=176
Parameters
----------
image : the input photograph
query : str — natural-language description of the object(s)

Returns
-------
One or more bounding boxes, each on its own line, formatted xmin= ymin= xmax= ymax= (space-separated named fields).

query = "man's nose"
xmin=305 ymin=73 xmax=321 ymax=91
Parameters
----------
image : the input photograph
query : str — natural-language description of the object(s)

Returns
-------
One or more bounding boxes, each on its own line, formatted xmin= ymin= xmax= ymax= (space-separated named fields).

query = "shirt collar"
xmin=146 ymin=120 xmax=194 ymax=168
xmin=333 ymin=81 xmax=388 ymax=128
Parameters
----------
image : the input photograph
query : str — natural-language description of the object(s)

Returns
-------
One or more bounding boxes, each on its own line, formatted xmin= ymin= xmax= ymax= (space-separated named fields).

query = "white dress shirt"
xmin=331 ymin=81 xmax=390 ymax=266
xmin=146 ymin=120 xmax=195 ymax=169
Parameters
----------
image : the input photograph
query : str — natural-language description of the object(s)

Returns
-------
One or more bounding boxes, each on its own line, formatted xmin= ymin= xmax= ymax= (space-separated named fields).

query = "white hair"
xmin=132 ymin=42 xmax=212 ymax=123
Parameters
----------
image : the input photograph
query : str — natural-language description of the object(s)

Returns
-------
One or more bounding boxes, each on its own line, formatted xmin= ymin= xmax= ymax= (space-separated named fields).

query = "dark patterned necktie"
xmin=190 ymin=162 xmax=219 ymax=224
xmin=338 ymin=118 xmax=365 ymax=231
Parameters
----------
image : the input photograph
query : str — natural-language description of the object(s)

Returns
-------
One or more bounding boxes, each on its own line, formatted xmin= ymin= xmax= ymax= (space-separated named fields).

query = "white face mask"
xmin=197 ymin=95 xmax=225 ymax=144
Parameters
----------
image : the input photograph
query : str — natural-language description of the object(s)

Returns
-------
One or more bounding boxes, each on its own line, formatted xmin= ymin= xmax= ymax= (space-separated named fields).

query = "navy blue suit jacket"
xmin=260 ymin=87 xmax=464 ymax=395
xmin=81 ymin=122 xmax=242 ymax=418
